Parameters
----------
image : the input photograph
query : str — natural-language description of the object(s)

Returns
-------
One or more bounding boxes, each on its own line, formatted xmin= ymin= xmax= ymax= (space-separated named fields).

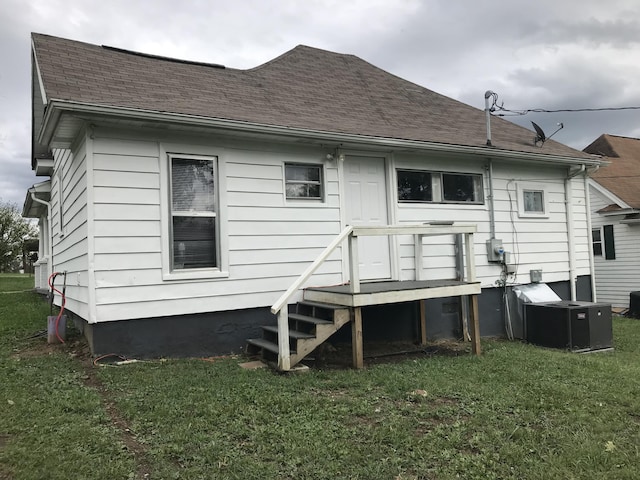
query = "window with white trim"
xmin=591 ymin=228 xmax=602 ymax=256
xmin=516 ymin=183 xmax=549 ymax=217
xmin=397 ymin=170 xmax=483 ymax=204
xmin=169 ymin=156 xmax=218 ymax=270
xmin=285 ymin=163 xmax=323 ymax=200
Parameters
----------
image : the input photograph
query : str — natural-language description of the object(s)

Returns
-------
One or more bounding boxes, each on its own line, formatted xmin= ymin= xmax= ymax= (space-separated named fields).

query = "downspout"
xmin=30 ymin=192 xmax=52 ymax=272
xmin=584 ymin=166 xmax=600 ymax=302
xmin=565 ymin=165 xmax=586 ymax=301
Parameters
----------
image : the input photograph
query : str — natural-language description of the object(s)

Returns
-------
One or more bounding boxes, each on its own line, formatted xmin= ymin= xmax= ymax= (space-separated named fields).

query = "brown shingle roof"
xmin=584 ymin=134 xmax=640 ymax=209
xmin=33 ymin=33 xmax=593 ymax=159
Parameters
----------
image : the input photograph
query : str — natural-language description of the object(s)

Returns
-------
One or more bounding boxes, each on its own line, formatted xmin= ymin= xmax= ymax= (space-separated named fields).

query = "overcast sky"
xmin=1 ymin=0 xmax=639 ymax=208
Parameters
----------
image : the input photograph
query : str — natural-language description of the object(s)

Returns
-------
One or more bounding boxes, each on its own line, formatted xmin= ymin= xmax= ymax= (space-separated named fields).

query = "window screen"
xmin=170 ymin=157 xmax=217 ymax=270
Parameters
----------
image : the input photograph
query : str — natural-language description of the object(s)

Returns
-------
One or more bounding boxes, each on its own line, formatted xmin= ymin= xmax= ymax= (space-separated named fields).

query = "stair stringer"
xmin=289 ymin=308 xmax=351 ymax=367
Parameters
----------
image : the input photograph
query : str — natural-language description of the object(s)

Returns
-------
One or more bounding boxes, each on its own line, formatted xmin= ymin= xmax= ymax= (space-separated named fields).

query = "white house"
xmin=23 ymin=33 xmax=602 ymax=366
xmin=584 ymin=134 xmax=640 ymax=309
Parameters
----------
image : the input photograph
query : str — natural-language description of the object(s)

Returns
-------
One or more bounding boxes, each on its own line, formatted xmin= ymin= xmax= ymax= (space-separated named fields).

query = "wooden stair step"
xmin=296 ymin=300 xmax=348 ymax=310
xmin=288 ymin=313 xmax=333 ymax=325
xmin=262 ymin=325 xmax=315 ymax=339
xmin=246 ymin=338 xmax=296 ymax=355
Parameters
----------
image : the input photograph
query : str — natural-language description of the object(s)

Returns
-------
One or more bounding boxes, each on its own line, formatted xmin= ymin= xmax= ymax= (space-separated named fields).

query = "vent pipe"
xmin=484 ymin=91 xmax=495 ymax=146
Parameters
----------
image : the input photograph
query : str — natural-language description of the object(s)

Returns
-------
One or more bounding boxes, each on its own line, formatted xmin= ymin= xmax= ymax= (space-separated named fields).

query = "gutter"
xmin=29 ymin=191 xmax=52 ymax=269
xmin=39 ymin=100 xmax=603 ymax=168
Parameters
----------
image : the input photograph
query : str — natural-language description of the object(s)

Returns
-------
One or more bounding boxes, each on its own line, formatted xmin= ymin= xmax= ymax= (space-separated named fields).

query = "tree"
xmin=0 ymin=200 xmax=38 ymax=273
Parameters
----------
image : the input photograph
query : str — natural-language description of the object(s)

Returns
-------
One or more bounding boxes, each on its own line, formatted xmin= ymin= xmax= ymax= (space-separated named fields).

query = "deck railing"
xmin=270 ymin=223 xmax=477 ymax=370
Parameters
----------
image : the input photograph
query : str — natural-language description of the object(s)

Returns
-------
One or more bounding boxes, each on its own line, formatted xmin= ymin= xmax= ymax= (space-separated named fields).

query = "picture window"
xmin=397 ymin=170 xmax=483 ymax=204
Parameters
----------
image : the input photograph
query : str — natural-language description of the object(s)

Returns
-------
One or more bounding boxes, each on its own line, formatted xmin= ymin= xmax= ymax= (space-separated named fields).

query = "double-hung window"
xmin=593 ymin=225 xmax=616 ymax=260
xmin=397 ymin=170 xmax=483 ymax=204
xmin=285 ymin=163 xmax=323 ymax=200
xmin=169 ymin=156 xmax=218 ymax=270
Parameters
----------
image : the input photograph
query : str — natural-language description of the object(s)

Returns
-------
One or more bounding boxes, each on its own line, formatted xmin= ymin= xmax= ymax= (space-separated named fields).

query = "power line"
xmin=486 ymin=92 xmax=640 ymax=117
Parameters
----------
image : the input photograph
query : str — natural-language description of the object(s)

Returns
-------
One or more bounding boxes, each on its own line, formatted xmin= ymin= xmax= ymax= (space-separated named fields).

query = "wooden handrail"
xmin=270 ymin=222 xmax=477 ymax=371
xmin=271 ymin=225 xmax=354 ymax=314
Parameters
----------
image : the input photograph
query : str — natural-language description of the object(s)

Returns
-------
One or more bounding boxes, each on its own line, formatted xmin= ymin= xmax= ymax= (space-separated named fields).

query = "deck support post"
xmin=419 ymin=300 xmax=427 ymax=345
xmin=464 ymin=232 xmax=480 ymax=353
xmin=348 ymin=234 xmax=360 ymax=294
xmin=352 ymin=307 xmax=364 ymax=369
xmin=277 ymin=307 xmax=291 ymax=371
xmin=469 ymin=294 xmax=481 ymax=355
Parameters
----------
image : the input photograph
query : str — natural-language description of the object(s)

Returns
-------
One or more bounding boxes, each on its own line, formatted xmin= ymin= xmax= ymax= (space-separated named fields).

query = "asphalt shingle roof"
xmin=33 ymin=33 xmax=593 ymax=159
xmin=584 ymin=134 xmax=640 ymax=209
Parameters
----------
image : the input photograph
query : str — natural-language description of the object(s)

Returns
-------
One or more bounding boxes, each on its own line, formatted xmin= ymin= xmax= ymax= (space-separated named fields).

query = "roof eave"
xmin=41 ymin=100 xmax=603 ymax=167
xmin=22 ymin=180 xmax=51 ymax=218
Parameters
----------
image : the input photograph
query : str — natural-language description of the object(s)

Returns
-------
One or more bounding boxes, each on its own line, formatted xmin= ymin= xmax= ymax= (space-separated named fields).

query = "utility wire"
xmin=487 ymin=92 xmax=640 ymax=117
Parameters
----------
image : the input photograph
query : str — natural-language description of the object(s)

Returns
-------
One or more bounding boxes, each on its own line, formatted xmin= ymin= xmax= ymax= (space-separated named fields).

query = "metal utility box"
xmin=525 ymin=301 xmax=613 ymax=352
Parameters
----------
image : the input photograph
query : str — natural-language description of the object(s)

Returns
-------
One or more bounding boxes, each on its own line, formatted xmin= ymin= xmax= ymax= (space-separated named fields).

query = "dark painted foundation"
xmin=73 ymin=307 xmax=275 ymax=358
xmin=73 ymin=276 xmax=592 ymax=358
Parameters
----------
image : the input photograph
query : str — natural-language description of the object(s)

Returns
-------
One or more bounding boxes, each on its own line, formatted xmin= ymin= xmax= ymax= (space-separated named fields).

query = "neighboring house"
xmin=23 ymin=33 xmax=601 ymax=364
xmin=584 ymin=134 xmax=640 ymax=309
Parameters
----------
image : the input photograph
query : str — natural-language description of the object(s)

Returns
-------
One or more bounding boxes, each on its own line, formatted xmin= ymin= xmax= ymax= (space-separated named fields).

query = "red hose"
xmin=47 ymin=272 xmax=66 ymax=344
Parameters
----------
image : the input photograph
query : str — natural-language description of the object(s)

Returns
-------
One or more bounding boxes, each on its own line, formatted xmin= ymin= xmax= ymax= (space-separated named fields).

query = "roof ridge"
xmin=605 ymin=133 xmax=640 ymax=142
xmin=246 ymin=44 xmax=356 ymax=72
xmin=101 ymin=45 xmax=226 ymax=69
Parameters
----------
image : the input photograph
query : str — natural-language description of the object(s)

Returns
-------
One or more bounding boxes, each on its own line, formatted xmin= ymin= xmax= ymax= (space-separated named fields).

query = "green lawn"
xmin=0 ymin=273 xmax=35 ymax=293
xmin=1 ymin=281 xmax=639 ymax=479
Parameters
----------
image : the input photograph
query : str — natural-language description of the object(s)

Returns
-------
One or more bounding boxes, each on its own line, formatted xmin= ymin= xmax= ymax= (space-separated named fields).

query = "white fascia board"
xmin=31 ymin=39 xmax=47 ymax=105
xmin=41 ymin=100 xmax=603 ymax=167
xmin=588 ymin=178 xmax=630 ymax=210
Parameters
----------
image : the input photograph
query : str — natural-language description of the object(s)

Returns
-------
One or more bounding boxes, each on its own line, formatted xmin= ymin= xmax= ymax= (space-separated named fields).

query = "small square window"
xmin=517 ymin=183 xmax=549 ymax=217
xmin=285 ymin=164 xmax=323 ymax=199
xmin=523 ymin=190 xmax=544 ymax=213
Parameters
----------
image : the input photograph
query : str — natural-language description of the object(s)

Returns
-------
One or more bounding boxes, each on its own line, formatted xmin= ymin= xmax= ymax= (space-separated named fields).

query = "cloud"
xmin=1 ymin=0 xmax=639 ymax=205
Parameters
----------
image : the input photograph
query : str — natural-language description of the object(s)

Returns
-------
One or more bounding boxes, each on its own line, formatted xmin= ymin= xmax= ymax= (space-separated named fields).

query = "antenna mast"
xmin=484 ymin=91 xmax=495 ymax=146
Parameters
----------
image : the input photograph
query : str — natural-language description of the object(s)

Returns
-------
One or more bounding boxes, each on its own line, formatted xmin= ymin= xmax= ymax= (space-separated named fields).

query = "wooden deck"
xmin=304 ymin=279 xmax=482 ymax=307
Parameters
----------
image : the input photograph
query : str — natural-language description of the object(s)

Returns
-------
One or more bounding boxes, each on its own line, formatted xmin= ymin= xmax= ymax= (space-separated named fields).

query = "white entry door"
xmin=343 ymin=156 xmax=391 ymax=280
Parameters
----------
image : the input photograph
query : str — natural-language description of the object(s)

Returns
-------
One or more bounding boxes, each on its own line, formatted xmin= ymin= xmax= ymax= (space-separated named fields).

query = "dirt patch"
xmin=10 ymin=331 xmax=154 ymax=478
xmin=78 ymin=358 xmax=154 ymax=479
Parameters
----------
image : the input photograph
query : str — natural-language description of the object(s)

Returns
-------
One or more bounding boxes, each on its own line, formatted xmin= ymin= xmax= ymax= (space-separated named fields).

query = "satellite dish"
xmin=531 ymin=121 xmax=546 ymax=146
xmin=531 ymin=121 xmax=564 ymax=147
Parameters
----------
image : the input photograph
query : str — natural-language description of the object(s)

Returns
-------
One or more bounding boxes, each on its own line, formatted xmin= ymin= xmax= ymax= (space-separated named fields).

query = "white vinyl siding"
xmin=50 ymin=140 xmax=90 ymax=319
xmin=70 ymin=125 xmax=593 ymax=324
xmin=589 ymin=184 xmax=640 ymax=308
xmin=90 ymin=129 xmax=342 ymax=322
xmin=394 ymin=155 xmax=589 ymax=287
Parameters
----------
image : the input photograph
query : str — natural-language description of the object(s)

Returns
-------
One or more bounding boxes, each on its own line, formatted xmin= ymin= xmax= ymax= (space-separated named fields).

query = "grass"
xmin=1 ymin=274 xmax=639 ymax=479
xmin=0 ymin=275 xmax=135 ymax=479
xmin=0 ymin=273 xmax=36 ymax=293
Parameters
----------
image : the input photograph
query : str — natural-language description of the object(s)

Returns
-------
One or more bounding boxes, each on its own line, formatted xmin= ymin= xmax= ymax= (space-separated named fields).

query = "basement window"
xmin=285 ymin=163 xmax=323 ymax=200
xmin=397 ymin=170 xmax=483 ymax=204
xmin=169 ymin=156 xmax=218 ymax=270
